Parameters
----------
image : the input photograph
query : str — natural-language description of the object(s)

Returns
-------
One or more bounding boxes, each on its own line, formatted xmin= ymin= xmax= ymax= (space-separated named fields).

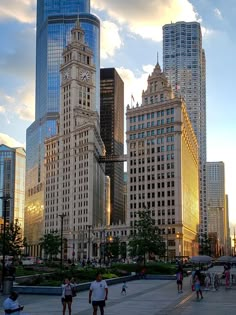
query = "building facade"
xmin=163 ymin=22 xmax=207 ymax=235
xmin=206 ymin=162 xmax=230 ymax=255
xmin=25 ymin=0 xmax=100 ymax=254
xmin=100 ymin=68 xmax=125 ymax=224
xmin=44 ymin=21 xmax=105 ymax=261
xmin=0 ymin=145 xmax=25 ymax=228
xmin=126 ymin=63 xmax=199 ymax=259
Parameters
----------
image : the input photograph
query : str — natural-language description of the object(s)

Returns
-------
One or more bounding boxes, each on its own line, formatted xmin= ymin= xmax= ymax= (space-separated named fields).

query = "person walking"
xmin=89 ymin=272 xmax=108 ymax=315
xmin=224 ymin=264 xmax=231 ymax=289
xmin=61 ymin=278 xmax=76 ymax=315
xmin=194 ymin=269 xmax=203 ymax=301
xmin=121 ymin=281 xmax=128 ymax=295
xmin=176 ymin=266 xmax=183 ymax=293
xmin=3 ymin=291 xmax=24 ymax=315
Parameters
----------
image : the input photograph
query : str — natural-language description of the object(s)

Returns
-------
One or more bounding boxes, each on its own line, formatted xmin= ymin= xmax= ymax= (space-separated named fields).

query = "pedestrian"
xmin=194 ymin=269 xmax=203 ymax=301
xmin=176 ymin=266 xmax=183 ymax=293
xmin=224 ymin=264 xmax=231 ymax=288
xmin=89 ymin=272 xmax=108 ymax=315
xmin=121 ymin=281 xmax=128 ymax=295
xmin=61 ymin=278 xmax=76 ymax=315
xmin=3 ymin=291 xmax=24 ymax=315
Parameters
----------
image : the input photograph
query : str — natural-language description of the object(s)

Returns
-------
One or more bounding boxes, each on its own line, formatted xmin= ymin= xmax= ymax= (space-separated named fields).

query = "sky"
xmin=0 ymin=0 xmax=236 ymax=226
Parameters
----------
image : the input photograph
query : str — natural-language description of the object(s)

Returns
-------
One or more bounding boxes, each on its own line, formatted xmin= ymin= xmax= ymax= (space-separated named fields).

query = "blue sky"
xmin=0 ymin=0 xmax=236 ymax=225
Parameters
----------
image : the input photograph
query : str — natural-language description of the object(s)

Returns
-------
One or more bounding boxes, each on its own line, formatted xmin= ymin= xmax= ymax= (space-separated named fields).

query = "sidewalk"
xmin=0 ymin=279 xmax=235 ymax=315
xmin=0 ymin=279 xmax=191 ymax=315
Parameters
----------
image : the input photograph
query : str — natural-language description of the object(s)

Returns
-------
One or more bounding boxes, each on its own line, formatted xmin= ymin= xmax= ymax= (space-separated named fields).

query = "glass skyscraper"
xmin=25 ymin=0 xmax=100 ymax=254
xmin=0 ymin=145 xmax=25 ymax=229
xmin=100 ymin=68 xmax=125 ymax=224
xmin=163 ymin=21 xmax=207 ymax=235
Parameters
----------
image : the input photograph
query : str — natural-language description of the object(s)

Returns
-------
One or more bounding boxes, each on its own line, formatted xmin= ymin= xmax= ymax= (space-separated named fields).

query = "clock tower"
xmin=45 ymin=20 xmax=106 ymax=260
xmin=61 ymin=19 xmax=96 ymax=113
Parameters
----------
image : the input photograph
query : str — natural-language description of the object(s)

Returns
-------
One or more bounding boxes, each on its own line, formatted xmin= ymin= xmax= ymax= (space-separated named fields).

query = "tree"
xmin=0 ymin=219 xmax=25 ymax=258
xmin=39 ymin=233 xmax=61 ymax=260
xmin=198 ymin=233 xmax=211 ymax=256
xmin=128 ymin=210 xmax=165 ymax=264
xmin=108 ymin=236 xmax=120 ymax=259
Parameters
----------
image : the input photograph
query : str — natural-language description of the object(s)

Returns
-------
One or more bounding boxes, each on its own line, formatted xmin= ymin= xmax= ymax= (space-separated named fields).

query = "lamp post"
xmin=0 ymin=193 xmax=11 ymax=290
xmin=166 ymin=227 xmax=170 ymax=262
xmin=176 ymin=232 xmax=180 ymax=259
xmin=58 ymin=213 xmax=66 ymax=271
xmin=87 ymin=225 xmax=92 ymax=262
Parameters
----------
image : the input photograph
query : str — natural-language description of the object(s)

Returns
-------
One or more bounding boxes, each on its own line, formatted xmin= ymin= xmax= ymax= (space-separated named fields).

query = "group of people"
xmin=3 ymin=272 xmax=109 ymax=315
xmin=176 ymin=265 xmax=203 ymax=301
xmin=62 ymin=273 xmax=108 ymax=315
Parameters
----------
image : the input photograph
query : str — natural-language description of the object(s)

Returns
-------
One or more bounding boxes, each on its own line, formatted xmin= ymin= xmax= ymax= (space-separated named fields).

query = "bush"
xmin=111 ymin=263 xmax=176 ymax=275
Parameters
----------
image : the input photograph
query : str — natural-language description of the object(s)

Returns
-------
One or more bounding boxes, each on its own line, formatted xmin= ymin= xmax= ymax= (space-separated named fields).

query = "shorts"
xmin=62 ymin=295 xmax=73 ymax=303
xmin=92 ymin=300 xmax=106 ymax=308
xmin=195 ymin=284 xmax=201 ymax=291
xmin=177 ymin=280 xmax=182 ymax=285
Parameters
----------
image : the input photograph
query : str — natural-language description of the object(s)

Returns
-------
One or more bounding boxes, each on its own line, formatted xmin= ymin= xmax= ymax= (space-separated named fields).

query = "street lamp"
xmin=0 ymin=193 xmax=11 ymax=290
xmin=166 ymin=227 xmax=170 ymax=262
xmin=176 ymin=232 xmax=182 ymax=260
xmin=58 ymin=213 xmax=66 ymax=271
xmin=87 ymin=225 xmax=92 ymax=262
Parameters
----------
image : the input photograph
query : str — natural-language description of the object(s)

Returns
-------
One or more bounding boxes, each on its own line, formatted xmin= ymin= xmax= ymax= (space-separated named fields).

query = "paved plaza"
xmin=0 ymin=278 xmax=235 ymax=314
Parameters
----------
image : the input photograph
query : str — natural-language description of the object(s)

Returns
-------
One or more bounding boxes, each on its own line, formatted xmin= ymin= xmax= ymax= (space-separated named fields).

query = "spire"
xmin=157 ymin=51 xmax=159 ymax=65
xmin=75 ymin=17 xmax=80 ymax=28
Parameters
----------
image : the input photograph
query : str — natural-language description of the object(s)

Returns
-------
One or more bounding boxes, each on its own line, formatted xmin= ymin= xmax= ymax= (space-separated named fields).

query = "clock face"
xmin=80 ymin=70 xmax=90 ymax=82
xmin=63 ymin=70 xmax=70 ymax=80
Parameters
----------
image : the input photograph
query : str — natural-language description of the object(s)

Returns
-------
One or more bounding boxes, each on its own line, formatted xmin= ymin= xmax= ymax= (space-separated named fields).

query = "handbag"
xmin=72 ymin=287 xmax=77 ymax=297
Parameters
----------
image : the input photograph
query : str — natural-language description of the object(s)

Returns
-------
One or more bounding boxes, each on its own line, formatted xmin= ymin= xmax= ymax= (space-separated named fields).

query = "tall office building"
xmin=45 ymin=21 xmax=105 ymax=260
xmin=126 ymin=63 xmax=199 ymax=259
xmin=0 ymin=145 xmax=25 ymax=227
xmin=100 ymin=68 xmax=124 ymax=224
xmin=206 ymin=162 xmax=230 ymax=255
xmin=25 ymin=0 xmax=100 ymax=254
xmin=163 ymin=22 xmax=207 ymax=235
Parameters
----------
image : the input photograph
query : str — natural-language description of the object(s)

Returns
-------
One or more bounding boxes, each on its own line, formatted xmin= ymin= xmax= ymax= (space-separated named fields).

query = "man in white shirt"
xmin=3 ymin=291 xmax=24 ymax=315
xmin=89 ymin=272 xmax=108 ymax=315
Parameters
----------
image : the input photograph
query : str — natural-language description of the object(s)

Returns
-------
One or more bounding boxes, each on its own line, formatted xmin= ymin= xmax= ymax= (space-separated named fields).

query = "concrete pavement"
xmin=0 ymin=278 xmax=235 ymax=314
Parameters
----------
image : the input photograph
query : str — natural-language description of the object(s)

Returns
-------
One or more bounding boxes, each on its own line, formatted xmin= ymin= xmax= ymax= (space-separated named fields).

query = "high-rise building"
xmin=163 ymin=22 xmax=207 ymax=235
xmin=25 ymin=0 xmax=100 ymax=254
xmin=126 ymin=63 xmax=199 ymax=259
xmin=100 ymin=68 xmax=124 ymax=224
xmin=0 ymin=145 xmax=25 ymax=228
xmin=44 ymin=21 xmax=105 ymax=261
xmin=206 ymin=162 xmax=230 ymax=255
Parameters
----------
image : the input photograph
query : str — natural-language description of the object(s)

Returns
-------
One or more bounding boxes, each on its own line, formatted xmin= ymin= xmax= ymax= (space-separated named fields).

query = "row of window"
xmin=129 ymin=108 xmax=174 ymax=122
xmin=130 ymin=118 xmax=174 ymax=130
xmin=130 ymin=127 xmax=175 ymax=139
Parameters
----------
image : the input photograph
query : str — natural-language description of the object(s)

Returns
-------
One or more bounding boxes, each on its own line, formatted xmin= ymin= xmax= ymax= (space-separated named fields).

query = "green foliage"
xmin=111 ymin=262 xmax=176 ymax=275
xmin=198 ymin=233 xmax=211 ymax=256
xmin=128 ymin=210 xmax=166 ymax=263
xmin=0 ymin=219 xmax=25 ymax=257
xmin=39 ymin=233 xmax=61 ymax=260
xmin=106 ymin=236 xmax=120 ymax=259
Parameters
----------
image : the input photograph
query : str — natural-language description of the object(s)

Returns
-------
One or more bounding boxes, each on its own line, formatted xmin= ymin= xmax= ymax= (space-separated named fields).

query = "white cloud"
xmin=0 ymin=106 xmax=6 ymax=113
xmin=92 ymin=0 xmax=199 ymax=41
xmin=0 ymin=0 xmax=36 ymax=23
xmin=214 ymin=8 xmax=223 ymax=20
xmin=0 ymin=133 xmax=24 ymax=148
xmin=101 ymin=21 xmax=123 ymax=59
xmin=0 ymin=82 xmax=35 ymax=122
xmin=116 ymin=64 xmax=154 ymax=107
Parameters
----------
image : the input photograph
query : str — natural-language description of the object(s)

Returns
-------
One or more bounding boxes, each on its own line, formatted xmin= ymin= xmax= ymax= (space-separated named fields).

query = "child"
xmin=121 ymin=281 xmax=128 ymax=295
xmin=176 ymin=266 xmax=183 ymax=293
xmin=194 ymin=269 xmax=203 ymax=301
